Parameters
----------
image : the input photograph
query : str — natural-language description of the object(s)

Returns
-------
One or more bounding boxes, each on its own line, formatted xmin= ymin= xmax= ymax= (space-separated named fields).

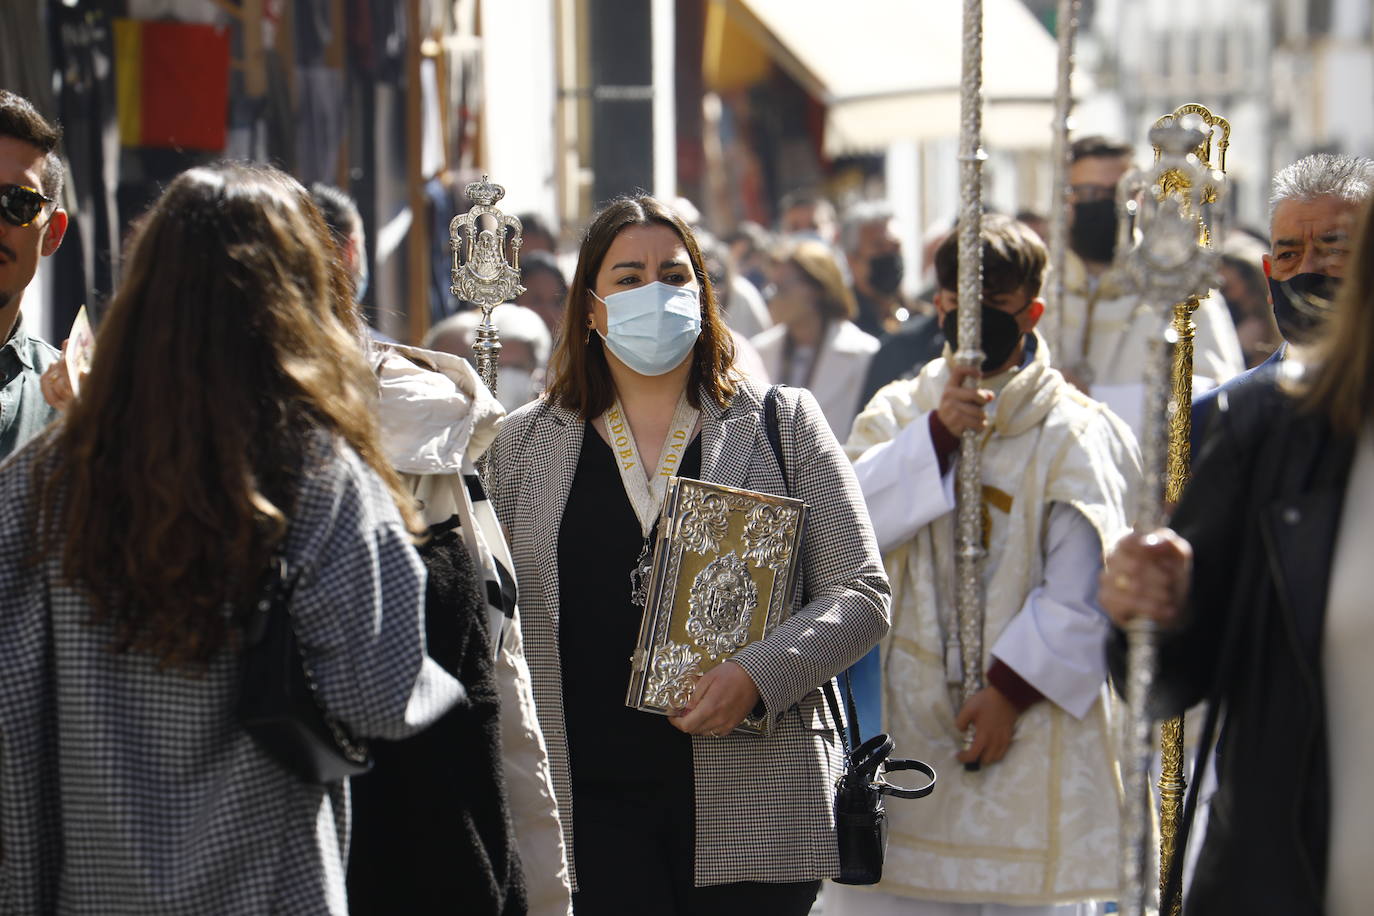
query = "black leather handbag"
xmin=762 ymin=385 xmax=936 ymax=885
xmin=823 ymin=672 xmax=935 ymax=885
xmin=238 ymin=555 xmax=373 ymax=784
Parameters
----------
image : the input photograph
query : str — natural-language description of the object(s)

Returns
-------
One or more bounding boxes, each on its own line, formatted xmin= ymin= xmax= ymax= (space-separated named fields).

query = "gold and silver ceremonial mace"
xmin=449 ymin=175 xmax=526 ymax=477
xmin=953 ymin=0 xmax=989 ymax=771
xmin=1149 ymin=102 xmax=1229 ymax=916
xmin=1110 ymin=120 xmax=1226 ymax=916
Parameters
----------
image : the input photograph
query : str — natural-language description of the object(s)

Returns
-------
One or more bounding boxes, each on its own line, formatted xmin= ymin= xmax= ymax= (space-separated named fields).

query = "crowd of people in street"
xmin=2 ymin=78 xmax=1374 ymax=916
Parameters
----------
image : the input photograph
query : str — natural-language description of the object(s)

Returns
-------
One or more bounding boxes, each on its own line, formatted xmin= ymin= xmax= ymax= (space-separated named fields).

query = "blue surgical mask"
xmin=593 ymin=281 xmax=703 ymax=376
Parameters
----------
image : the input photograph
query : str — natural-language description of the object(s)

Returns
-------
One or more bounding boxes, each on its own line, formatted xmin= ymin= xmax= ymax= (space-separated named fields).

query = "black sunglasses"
xmin=0 ymin=184 xmax=53 ymax=228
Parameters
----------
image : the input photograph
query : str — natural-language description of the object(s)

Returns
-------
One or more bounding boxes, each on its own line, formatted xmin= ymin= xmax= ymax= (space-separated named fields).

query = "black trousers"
xmin=570 ymin=780 xmax=820 ymax=916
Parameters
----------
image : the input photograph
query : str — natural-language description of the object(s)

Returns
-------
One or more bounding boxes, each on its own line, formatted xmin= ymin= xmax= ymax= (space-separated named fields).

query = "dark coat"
xmin=1189 ymin=344 xmax=1285 ymax=456
xmin=1109 ymin=372 xmax=1354 ymax=915
xmin=856 ymin=313 xmax=945 ymax=414
xmin=347 ymin=517 xmax=527 ymax=915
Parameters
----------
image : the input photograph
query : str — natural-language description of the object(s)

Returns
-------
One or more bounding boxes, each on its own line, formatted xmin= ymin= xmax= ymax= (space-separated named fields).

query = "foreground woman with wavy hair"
xmin=0 ymin=163 xmax=463 ymax=914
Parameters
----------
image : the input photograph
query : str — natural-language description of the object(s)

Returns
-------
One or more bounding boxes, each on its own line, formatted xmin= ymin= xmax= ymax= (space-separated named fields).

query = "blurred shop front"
xmin=3 ymin=0 xmax=564 ymax=346
xmin=678 ymin=0 xmax=1086 ymax=284
xmin=4 ymin=0 xmax=1085 ymax=344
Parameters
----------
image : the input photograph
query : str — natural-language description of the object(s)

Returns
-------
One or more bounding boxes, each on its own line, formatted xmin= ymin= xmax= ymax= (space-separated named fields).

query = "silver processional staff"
xmin=953 ymin=0 xmax=989 ymax=773
xmin=450 ymin=175 xmax=527 ymax=404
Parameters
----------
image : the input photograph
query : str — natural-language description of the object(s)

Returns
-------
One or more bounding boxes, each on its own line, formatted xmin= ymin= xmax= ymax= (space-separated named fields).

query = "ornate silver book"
xmin=625 ymin=477 xmax=807 ymax=734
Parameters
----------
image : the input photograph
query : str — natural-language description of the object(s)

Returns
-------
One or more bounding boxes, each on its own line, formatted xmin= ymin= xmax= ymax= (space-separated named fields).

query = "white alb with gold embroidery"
xmin=847 ymin=333 xmax=1140 ymax=905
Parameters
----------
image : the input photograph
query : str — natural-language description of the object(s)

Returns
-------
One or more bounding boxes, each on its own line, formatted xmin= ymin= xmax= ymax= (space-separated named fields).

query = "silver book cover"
xmin=625 ymin=477 xmax=808 ymax=735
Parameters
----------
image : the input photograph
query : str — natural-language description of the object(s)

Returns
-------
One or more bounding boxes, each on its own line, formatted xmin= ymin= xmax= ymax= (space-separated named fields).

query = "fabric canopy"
xmin=724 ymin=0 xmax=1091 ymax=153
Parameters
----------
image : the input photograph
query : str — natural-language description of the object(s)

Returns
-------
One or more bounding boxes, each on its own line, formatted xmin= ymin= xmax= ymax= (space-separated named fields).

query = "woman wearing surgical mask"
xmin=486 ymin=196 xmax=891 ymax=915
xmin=750 ymin=240 xmax=881 ymax=439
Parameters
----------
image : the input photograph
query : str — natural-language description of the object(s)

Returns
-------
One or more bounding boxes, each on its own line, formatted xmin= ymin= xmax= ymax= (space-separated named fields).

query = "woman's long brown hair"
xmin=544 ymin=195 xmax=737 ymax=419
xmin=1298 ymin=197 xmax=1374 ymax=435
xmin=34 ymin=164 xmax=419 ymax=670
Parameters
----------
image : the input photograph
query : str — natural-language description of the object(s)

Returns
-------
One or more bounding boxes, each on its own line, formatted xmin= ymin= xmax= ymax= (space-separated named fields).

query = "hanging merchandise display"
xmin=114 ymin=19 xmax=230 ymax=151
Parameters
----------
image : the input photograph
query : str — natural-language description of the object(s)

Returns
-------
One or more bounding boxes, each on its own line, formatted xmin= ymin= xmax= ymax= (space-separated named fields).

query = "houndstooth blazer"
xmin=0 ymin=432 xmax=464 ymax=915
xmin=488 ymin=378 xmax=891 ymax=888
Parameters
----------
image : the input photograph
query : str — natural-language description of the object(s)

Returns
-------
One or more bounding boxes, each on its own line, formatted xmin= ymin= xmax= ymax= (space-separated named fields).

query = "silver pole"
xmin=954 ymin=0 xmax=988 ymax=768
xmin=1044 ymin=0 xmax=1081 ymax=358
xmin=449 ymin=175 xmax=526 ymax=477
xmin=1120 ymin=319 xmax=1174 ymax=916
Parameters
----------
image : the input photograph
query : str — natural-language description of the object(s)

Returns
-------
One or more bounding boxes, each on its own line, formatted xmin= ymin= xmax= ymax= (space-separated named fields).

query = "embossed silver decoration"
xmin=678 ymin=490 xmax=732 ymax=556
xmin=644 ymin=642 xmax=702 ymax=711
xmin=626 ymin=478 xmax=807 ymax=734
xmin=1112 ymin=124 xmax=1224 ymax=316
xmin=1110 ymin=121 xmax=1227 ymax=916
xmin=741 ymin=503 xmax=798 ymax=571
xmin=953 ymin=0 xmax=988 ymax=763
xmin=629 ymin=539 xmax=653 ymax=608
xmin=686 ymin=552 xmax=759 ymax=660
xmin=449 ymin=175 xmax=526 ymax=404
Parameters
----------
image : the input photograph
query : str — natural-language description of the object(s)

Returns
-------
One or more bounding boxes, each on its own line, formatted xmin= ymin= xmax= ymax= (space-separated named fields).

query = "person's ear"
xmin=1024 ymin=298 xmax=1045 ymax=329
xmin=41 ymin=209 xmax=68 ymax=257
xmin=344 ymin=233 xmax=362 ymax=273
xmin=933 ymin=288 xmax=954 ymax=318
xmin=1261 ymin=253 xmax=1273 ymax=305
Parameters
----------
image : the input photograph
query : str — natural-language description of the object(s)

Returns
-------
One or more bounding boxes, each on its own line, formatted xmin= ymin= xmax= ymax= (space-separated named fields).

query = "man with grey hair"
xmin=1192 ymin=151 xmax=1374 ymax=449
xmin=842 ymin=200 xmax=907 ymax=338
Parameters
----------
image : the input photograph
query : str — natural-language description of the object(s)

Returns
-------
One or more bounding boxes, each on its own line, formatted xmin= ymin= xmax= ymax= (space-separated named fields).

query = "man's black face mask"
xmin=1070 ymin=200 xmax=1118 ymax=265
xmin=1269 ymin=272 xmax=1341 ymax=345
xmin=941 ymin=302 xmax=1026 ymax=373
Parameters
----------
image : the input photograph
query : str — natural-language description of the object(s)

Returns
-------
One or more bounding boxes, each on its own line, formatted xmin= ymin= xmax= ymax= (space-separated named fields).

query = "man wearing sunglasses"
xmin=0 ymin=89 xmax=67 ymax=461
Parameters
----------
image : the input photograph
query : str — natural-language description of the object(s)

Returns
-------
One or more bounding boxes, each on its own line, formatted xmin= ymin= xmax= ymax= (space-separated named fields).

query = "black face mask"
xmin=1269 ymin=272 xmax=1341 ymax=345
xmin=867 ymin=251 xmax=904 ymax=296
xmin=941 ymin=304 xmax=1025 ymax=373
xmin=1070 ymin=199 xmax=1118 ymax=265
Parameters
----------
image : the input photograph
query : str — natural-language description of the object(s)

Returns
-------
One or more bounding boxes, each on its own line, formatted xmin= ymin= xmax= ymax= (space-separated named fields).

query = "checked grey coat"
xmin=0 ymin=433 xmax=465 ymax=915
xmin=488 ymin=379 xmax=891 ymax=888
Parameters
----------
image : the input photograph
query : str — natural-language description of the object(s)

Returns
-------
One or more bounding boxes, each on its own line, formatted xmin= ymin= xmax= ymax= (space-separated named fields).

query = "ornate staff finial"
xmin=464 ymin=174 xmax=507 ymax=209
xmin=448 ymin=175 xmax=526 ymax=405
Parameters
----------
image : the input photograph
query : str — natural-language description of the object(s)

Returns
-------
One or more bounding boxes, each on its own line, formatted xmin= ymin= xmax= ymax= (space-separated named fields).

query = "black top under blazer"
xmin=487 ymin=379 xmax=892 ymax=889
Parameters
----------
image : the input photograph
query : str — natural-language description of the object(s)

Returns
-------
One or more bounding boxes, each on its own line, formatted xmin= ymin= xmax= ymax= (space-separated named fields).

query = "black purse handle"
xmin=766 ymin=385 xmax=936 ymax=801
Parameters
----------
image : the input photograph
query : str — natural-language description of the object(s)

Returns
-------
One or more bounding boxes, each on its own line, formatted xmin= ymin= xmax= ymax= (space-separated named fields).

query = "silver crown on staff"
xmin=449 ymin=175 xmax=526 ymax=400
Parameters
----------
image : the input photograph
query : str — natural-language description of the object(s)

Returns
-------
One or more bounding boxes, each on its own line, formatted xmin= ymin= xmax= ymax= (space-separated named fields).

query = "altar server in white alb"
xmin=832 ymin=216 xmax=1142 ymax=915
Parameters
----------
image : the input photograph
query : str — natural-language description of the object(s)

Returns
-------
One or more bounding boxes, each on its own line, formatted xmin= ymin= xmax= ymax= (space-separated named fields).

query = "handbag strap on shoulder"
xmin=765 ymin=384 xmax=866 ymax=752
xmin=763 ymin=384 xmax=786 ymax=488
